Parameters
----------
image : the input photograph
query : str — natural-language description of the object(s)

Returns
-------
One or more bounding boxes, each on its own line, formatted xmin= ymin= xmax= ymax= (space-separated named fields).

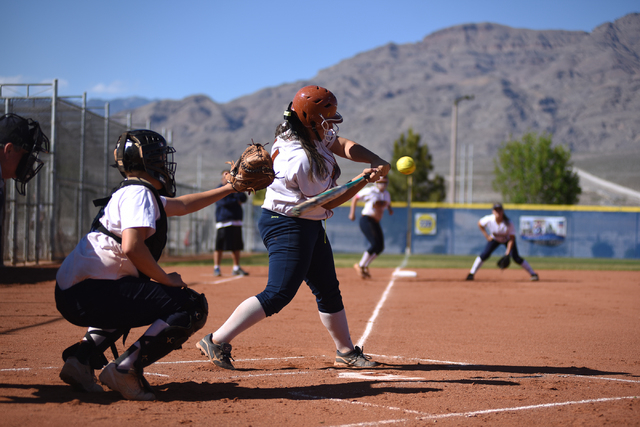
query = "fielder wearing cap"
xmin=466 ymin=203 xmax=539 ymax=281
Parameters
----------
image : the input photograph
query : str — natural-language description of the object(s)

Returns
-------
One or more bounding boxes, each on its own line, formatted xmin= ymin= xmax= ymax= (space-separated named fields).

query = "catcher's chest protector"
xmin=91 ymin=179 xmax=168 ymax=263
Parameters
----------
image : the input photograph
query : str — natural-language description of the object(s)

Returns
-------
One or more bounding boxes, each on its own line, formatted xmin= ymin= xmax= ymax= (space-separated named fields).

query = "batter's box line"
xmin=367 ymin=354 xmax=640 ymax=381
xmin=322 ymin=395 xmax=639 ymax=427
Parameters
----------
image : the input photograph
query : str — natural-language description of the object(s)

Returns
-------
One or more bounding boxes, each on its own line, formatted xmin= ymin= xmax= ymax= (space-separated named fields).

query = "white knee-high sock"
xmin=116 ymin=319 xmax=169 ymax=371
xmin=470 ymin=256 xmax=484 ymax=274
xmin=212 ymin=296 xmax=266 ymax=344
xmin=358 ymin=251 xmax=372 ymax=267
xmin=520 ymin=260 xmax=535 ymax=275
xmin=319 ymin=309 xmax=353 ymax=354
xmin=84 ymin=327 xmax=117 ymax=346
xmin=363 ymin=253 xmax=378 ymax=267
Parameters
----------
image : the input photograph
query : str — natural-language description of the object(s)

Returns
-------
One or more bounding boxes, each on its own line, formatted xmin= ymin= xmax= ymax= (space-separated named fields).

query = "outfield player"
xmin=196 ymin=85 xmax=389 ymax=370
xmin=348 ymin=176 xmax=393 ymax=278
xmin=56 ymin=130 xmax=235 ymax=400
xmin=466 ymin=203 xmax=539 ymax=281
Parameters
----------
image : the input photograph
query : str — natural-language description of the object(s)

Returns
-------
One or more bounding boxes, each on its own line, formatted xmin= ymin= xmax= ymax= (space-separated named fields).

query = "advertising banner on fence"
xmin=520 ymin=216 xmax=566 ymax=246
xmin=415 ymin=213 xmax=437 ymax=235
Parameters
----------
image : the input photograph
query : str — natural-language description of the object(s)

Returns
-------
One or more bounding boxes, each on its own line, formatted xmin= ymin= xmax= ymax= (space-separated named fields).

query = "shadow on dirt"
xmin=0 ymin=266 xmax=59 ymax=284
xmin=0 ymin=380 xmax=441 ymax=404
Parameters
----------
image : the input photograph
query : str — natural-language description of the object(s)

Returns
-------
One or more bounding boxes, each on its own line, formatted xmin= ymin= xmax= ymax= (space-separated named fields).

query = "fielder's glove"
xmin=497 ymin=255 xmax=511 ymax=270
xmin=227 ymin=141 xmax=276 ymax=194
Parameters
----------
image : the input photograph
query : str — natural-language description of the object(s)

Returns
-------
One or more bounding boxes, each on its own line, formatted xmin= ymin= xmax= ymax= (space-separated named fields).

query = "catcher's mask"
xmin=114 ymin=129 xmax=177 ymax=197
xmin=291 ymin=86 xmax=343 ymax=143
xmin=0 ymin=113 xmax=50 ymax=196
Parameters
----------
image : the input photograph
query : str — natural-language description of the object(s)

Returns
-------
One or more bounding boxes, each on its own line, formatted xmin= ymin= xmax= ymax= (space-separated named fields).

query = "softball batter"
xmin=197 ymin=85 xmax=390 ymax=369
xmin=466 ymin=203 xmax=539 ymax=281
xmin=348 ymin=176 xmax=393 ymax=278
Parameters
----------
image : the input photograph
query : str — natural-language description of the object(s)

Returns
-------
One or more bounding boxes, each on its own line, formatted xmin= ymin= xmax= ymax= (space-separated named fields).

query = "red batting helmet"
xmin=291 ymin=86 xmax=343 ymax=131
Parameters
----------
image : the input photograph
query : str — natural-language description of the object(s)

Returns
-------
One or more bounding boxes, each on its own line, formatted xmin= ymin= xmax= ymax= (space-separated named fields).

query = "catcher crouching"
xmin=55 ymin=130 xmax=239 ymax=400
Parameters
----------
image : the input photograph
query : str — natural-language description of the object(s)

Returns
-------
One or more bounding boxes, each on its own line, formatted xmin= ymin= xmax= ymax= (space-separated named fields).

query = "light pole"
xmin=449 ymin=95 xmax=474 ymax=204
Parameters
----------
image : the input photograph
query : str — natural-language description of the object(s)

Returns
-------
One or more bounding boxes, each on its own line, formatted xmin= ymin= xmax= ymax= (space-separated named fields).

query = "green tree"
xmin=493 ymin=132 xmax=581 ymax=204
xmin=389 ymin=128 xmax=445 ymax=202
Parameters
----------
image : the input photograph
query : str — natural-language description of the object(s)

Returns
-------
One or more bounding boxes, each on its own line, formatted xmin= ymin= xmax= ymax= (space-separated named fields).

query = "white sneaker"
xmin=60 ymin=356 xmax=104 ymax=393
xmin=99 ymin=362 xmax=155 ymax=401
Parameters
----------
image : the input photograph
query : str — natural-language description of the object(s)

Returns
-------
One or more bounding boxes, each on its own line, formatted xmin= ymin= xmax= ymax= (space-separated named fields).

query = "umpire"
xmin=0 ymin=113 xmax=50 ymax=265
xmin=213 ymin=170 xmax=249 ymax=276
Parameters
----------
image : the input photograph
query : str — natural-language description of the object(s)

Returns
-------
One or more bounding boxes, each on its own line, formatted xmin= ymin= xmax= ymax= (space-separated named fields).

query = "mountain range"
xmin=107 ymin=13 xmax=640 ymax=205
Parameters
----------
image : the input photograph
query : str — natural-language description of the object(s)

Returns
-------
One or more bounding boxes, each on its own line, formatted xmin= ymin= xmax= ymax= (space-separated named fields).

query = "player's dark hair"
xmin=279 ymin=103 xmax=330 ymax=182
xmin=493 ymin=203 xmax=510 ymax=225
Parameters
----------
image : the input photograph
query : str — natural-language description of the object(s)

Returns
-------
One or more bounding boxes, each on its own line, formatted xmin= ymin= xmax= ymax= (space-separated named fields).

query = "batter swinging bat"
xmin=291 ymin=173 xmax=371 ymax=217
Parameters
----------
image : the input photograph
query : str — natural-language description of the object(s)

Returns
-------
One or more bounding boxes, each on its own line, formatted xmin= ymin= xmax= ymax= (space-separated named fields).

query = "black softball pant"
xmin=55 ymin=276 xmax=200 ymax=330
xmin=479 ymin=239 xmax=524 ymax=264
xmin=359 ymin=215 xmax=385 ymax=255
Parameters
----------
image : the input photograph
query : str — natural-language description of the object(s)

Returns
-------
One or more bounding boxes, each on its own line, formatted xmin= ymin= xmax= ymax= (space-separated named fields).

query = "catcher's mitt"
xmin=497 ymin=255 xmax=511 ymax=270
xmin=227 ymin=141 xmax=276 ymax=194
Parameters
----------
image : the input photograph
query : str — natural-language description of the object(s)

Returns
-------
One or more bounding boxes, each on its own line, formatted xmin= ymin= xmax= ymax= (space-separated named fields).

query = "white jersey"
xmin=56 ymin=184 xmax=167 ymax=290
xmin=479 ymin=214 xmax=515 ymax=244
xmin=355 ymin=185 xmax=391 ymax=223
xmin=262 ymin=133 xmax=339 ymax=220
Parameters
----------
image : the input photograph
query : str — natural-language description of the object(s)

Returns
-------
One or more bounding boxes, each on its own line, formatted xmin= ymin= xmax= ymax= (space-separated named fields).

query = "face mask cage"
xmin=12 ymin=118 xmax=50 ymax=196
xmin=319 ymin=112 xmax=342 ymax=145
xmin=14 ymin=153 xmax=45 ymax=195
xmin=140 ymin=142 xmax=177 ymax=197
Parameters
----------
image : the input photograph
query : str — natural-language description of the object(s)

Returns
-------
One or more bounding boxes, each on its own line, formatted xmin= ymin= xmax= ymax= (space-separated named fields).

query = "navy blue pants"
xmin=479 ymin=239 xmax=524 ymax=264
xmin=256 ymin=209 xmax=344 ymax=317
xmin=55 ymin=277 xmax=199 ymax=330
xmin=359 ymin=215 xmax=384 ymax=255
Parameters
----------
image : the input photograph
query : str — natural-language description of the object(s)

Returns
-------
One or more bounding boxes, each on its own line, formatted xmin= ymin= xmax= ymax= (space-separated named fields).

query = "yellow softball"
xmin=396 ymin=156 xmax=416 ymax=175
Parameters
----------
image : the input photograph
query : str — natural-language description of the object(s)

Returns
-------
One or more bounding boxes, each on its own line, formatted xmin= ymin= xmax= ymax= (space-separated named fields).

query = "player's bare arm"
xmin=478 ymin=221 xmax=492 ymax=241
xmin=348 ymin=196 xmax=359 ymax=221
xmin=164 ymin=183 xmax=236 ymax=217
xmin=506 ymin=235 xmax=515 ymax=256
xmin=121 ymin=227 xmax=186 ymax=287
xmin=331 ymin=137 xmax=391 ymax=176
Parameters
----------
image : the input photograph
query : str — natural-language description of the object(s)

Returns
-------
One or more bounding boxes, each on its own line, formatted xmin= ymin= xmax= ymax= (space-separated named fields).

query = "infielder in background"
xmin=55 ymin=130 xmax=235 ymax=401
xmin=348 ymin=176 xmax=393 ymax=279
xmin=0 ymin=113 xmax=50 ymax=265
xmin=466 ymin=203 xmax=539 ymax=281
xmin=197 ymin=85 xmax=389 ymax=370
xmin=213 ymin=169 xmax=249 ymax=277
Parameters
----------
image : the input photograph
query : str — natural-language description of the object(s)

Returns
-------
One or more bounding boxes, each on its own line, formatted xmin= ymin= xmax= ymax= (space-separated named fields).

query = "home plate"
xmin=338 ymin=372 xmax=424 ymax=381
xmin=393 ymin=270 xmax=417 ymax=278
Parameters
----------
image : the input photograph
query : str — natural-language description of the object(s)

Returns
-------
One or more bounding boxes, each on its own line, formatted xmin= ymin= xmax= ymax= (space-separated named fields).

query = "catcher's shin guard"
xmin=62 ymin=329 xmax=128 ymax=370
xmin=131 ymin=291 xmax=209 ymax=368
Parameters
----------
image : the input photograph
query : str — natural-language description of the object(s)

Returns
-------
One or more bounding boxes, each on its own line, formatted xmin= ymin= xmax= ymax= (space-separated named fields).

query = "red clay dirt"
xmin=0 ymin=264 xmax=638 ymax=426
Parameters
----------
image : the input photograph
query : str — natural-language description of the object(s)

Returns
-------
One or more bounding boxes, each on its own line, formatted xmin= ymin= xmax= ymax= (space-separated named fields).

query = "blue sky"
xmin=2 ymin=0 xmax=637 ymax=103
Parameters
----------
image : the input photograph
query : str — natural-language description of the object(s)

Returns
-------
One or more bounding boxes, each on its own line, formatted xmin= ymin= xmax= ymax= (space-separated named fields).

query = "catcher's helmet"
xmin=0 ymin=113 xmax=50 ymax=195
xmin=114 ymin=130 xmax=176 ymax=197
xmin=291 ymin=86 xmax=343 ymax=132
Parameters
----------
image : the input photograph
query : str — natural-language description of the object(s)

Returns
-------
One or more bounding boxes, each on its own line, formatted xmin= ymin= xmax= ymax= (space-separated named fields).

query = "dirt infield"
xmin=1 ymin=264 xmax=638 ymax=426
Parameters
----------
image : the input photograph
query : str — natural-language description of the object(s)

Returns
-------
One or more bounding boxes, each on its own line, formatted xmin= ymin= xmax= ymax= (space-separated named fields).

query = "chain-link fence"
xmin=1 ymin=81 xmax=215 ymax=265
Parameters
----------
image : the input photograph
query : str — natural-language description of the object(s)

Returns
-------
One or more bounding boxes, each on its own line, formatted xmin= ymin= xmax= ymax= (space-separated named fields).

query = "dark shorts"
xmin=215 ymin=226 xmax=244 ymax=251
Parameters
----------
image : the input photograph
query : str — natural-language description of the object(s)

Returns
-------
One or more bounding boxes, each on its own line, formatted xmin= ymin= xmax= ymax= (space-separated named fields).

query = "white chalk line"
xmin=323 ymin=395 xmax=639 ymax=427
xmin=356 ymin=253 xmax=410 ymax=348
xmin=197 ymin=275 xmax=244 ymax=285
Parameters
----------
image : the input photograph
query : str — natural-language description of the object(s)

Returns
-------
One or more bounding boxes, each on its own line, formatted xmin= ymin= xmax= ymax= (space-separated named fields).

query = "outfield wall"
xmin=249 ymin=203 xmax=640 ymax=259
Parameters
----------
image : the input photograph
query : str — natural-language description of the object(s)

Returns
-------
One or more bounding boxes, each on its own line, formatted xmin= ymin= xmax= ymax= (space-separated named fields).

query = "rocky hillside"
xmin=116 ymin=13 xmax=640 ymax=205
